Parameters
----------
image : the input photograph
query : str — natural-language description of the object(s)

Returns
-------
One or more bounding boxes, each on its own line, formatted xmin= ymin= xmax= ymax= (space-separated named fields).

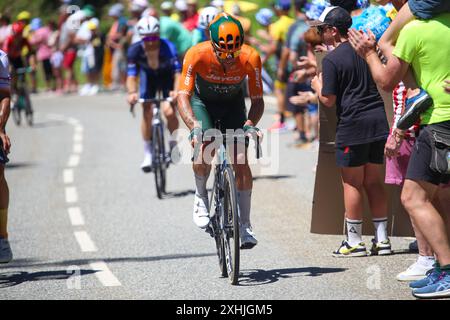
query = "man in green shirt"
xmin=160 ymin=16 xmax=192 ymax=60
xmin=348 ymin=13 xmax=450 ymax=299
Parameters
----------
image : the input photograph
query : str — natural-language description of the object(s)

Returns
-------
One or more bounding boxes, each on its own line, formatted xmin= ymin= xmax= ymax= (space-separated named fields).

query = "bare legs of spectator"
xmin=402 ymin=180 xmax=450 ymax=267
xmin=341 ymin=163 xmax=388 ymax=221
xmin=53 ymin=67 xmax=63 ymax=94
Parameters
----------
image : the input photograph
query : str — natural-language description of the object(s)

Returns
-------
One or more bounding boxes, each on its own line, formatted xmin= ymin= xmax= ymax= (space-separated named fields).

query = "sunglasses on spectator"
xmin=316 ymin=24 xmax=332 ymax=35
xmin=142 ymin=35 xmax=160 ymax=42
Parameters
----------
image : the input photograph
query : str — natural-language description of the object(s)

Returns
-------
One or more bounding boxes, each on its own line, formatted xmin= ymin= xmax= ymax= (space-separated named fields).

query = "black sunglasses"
xmin=316 ymin=24 xmax=332 ymax=35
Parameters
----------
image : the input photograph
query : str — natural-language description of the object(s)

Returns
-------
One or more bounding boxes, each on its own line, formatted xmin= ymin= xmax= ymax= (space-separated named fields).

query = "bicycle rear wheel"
xmin=12 ymin=97 xmax=22 ymax=126
xmin=25 ymin=97 xmax=33 ymax=126
xmin=222 ymin=166 xmax=240 ymax=285
xmin=152 ymin=124 xmax=166 ymax=199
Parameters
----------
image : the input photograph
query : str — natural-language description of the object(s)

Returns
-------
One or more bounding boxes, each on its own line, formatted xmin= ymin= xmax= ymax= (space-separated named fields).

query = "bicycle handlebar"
xmin=129 ymin=97 xmax=173 ymax=117
xmin=192 ymin=132 xmax=262 ymax=162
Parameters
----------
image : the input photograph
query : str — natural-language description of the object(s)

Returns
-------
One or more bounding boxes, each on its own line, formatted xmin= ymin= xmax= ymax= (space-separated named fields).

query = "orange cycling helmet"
xmin=209 ymin=13 xmax=244 ymax=58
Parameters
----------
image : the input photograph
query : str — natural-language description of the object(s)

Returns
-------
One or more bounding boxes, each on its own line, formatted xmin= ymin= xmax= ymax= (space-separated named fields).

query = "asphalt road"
xmin=0 ymin=92 xmax=418 ymax=300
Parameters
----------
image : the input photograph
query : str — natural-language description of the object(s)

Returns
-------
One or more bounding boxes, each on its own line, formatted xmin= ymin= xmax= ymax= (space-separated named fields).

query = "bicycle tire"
xmin=152 ymin=124 xmax=166 ymax=199
xmin=222 ymin=166 xmax=240 ymax=285
xmin=25 ymin=96 xmax=33 ymax=127
xmin=12 ymin=104 xmax=21 ymax=126
xmin=211 ymin=212 xmax=227 ymax=277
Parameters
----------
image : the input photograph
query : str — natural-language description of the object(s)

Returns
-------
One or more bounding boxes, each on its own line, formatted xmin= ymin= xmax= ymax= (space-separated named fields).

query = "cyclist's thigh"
xmin=160 ymin=73 xmax=174 ymax=98
xmin=220 ymin=92 xmax=247 ymax=131
xmin=219 ymin=93 xmax=248 ymax=162
xmin=139 ymin=70 xmax=156 ymax=100
xmin=191 ymin=94 xmax=214 ymax=131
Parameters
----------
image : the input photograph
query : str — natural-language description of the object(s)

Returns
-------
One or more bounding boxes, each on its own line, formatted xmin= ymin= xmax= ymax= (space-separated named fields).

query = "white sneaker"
xmin=141 ymin=152 xmax=152 ymax=173
xmin=396 ymin=259 xmax=434 ymax=281
xmin=79 ymin=84 xmax=91 ymax=96
xmin=240 ymin=224 xmax=257 ymax=249
xmin=88 ymin=84 xmax=99 ymax=96
xmin=193 ymin=193 xmax=210 ymax=228
xmin=0 ymin=238 xmax=13 ymax=263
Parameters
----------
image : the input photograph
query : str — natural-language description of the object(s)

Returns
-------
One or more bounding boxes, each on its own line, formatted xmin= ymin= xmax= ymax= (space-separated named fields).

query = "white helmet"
xmin=198 ymin=6 xmax=219 ymax=29
xmin=136 ymin=16 xmax=160 ymax=36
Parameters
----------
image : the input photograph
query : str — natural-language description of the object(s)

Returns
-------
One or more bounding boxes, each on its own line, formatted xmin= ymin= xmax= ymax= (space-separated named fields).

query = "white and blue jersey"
xmin=127 ymin=38 xmax=181 ymax=99
xmin=0 ymin=50 xmax=11 ymax=90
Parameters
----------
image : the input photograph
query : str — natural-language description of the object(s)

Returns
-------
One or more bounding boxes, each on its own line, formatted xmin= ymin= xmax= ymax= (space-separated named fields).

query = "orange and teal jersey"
xmin=178 ymin=41 xmax=263 ymax=101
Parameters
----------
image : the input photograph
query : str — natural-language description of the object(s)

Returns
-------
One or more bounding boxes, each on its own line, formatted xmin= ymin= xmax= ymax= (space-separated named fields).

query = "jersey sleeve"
xmin=246 ymin=49 xmax=264 ymax=100
xmin=126 ymin=44 xmax=138 ymax=77
xmin=177 ymin=46 xmax=199 ymax=96
xmin=321 ymin=57 xmax=338 ymax=96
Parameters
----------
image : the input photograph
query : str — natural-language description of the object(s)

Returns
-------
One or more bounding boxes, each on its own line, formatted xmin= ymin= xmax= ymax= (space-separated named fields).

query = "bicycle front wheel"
xmin=152 ymin=124 xmax=166 ymax=199
xmin=222 ymin=165 xmax=240 ymax=285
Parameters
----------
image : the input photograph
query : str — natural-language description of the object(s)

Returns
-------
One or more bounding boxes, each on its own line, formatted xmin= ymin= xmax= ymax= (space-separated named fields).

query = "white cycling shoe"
xmin=141 ymin=152 xmax=152 ymax=173
xmin=193 ymin=193 xmax=210 ymax=229
xmin=240 ymin=224 xmax=257 ymax=249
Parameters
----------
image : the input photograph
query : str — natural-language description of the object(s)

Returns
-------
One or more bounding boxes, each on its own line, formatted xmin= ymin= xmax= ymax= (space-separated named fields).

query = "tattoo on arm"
xmin=247 ymin=98 xmax=265 ymax=126
xmin=177 ymin=94 xmax=198 ymax=130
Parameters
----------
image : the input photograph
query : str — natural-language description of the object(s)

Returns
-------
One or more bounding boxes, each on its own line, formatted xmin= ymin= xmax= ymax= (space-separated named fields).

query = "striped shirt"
xmin=391 ymin=82 xmax=419 ymax=138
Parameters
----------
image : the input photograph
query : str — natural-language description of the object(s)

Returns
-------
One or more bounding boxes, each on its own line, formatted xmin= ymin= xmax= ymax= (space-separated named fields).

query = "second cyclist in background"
xmin=126 ymin=16 xmax=181 ymax=172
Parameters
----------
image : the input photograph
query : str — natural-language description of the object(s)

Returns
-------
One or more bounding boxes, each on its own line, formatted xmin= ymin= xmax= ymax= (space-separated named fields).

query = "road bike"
xmin=195 ymin=122 xmax=261 ymax=285
xmin=11 ymin=67 xmax=33 ymax=126
xmin=130 ymin=94 xmax=173 ymax=199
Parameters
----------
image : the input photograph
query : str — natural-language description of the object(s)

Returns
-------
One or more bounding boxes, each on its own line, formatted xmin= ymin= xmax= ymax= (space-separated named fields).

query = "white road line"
xmin=90 ymin=261 xmax=122 ymax=287
xmin=73 ymin=143 xmax=83 ymax=154
xmin=65 ymin=186 xmax=78 ymax=203
xmin=68 ymin=207 xmax=85 ymax=226
xmin=67 ymin=155 xmax=80 ymax=167
xmin=46 ymin=114 xmax=66 ymax=121
xmin=74 ymin=125 xmax=84 ymax=133
xmin=73 ymin=133 xmax=83 ymax=143
xmin=63 ymin=169 xmax=74 ymax=184
xmin=74 ymin=231 xmax=98 ymax=252
xmin=67 ymin=118 xmax=80 ymax=126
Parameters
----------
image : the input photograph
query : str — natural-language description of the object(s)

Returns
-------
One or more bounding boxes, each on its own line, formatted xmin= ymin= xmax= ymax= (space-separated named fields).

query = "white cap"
xmin=211 ymin=0 xmax=224 ymax=8
xmin=161 ymin=1 xmax=173 ymax=10
xmin=175 ymin=0 xmax=188 ymax=11
xmin=130 ymin=0 xmax=149 ymax=12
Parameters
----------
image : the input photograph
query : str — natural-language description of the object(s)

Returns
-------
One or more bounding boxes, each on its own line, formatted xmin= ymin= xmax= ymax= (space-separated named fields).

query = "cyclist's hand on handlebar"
xmin=243 ymin=124 xmax=263 ymax=141
xmin=127 ymin=93 xmax=138 ymax=106
xmin=189 ymin=127 xmax=203 ymax=148
xmin=0 ymin=132 xmax=11 ymax=154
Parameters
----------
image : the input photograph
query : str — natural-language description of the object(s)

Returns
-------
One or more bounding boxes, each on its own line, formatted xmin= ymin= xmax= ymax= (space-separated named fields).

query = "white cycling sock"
xmin=144 ymin=140 xmax=152 ymax=155
xmin=194 ymin=173 xmax=209 ymax=199
xmin=238 ymin=190 xmax=252 ymax=226
xmin=373 ymin=217 xmax=388 ymax=242
xmin=417 ymin=255 xmax=435 ymax=267
xmin=346 ymin=218 xmax=363 ymax=247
